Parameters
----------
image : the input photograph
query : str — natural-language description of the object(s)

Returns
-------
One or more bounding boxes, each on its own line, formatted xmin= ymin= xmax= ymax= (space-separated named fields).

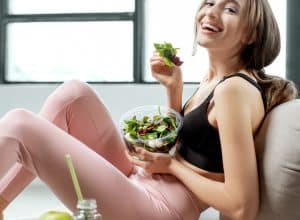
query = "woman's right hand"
xmin=150 ymin=52 xmax=183 ymax=89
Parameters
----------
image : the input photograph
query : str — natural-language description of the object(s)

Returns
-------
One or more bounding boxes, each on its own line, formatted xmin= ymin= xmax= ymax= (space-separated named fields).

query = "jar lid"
xmin=77 ymin=199 xmax=97 ymax=210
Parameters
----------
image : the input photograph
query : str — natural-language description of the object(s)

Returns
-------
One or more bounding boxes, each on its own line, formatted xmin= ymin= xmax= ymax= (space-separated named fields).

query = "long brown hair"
xmin=193 ymin=0 xmax=298 ymax=113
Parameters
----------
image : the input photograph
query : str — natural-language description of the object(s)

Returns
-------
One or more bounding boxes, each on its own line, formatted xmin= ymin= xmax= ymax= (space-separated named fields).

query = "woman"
xmin=0 ymin=0 xmax=298 ymax=219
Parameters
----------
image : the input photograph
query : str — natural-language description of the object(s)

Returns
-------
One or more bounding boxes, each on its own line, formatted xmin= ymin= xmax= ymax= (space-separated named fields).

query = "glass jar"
xmin=73 ymin=199 xmax=102 ymax=220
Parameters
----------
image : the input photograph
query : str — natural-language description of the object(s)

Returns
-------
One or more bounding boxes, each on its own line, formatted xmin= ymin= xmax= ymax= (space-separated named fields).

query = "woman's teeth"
xmin=202 ymin=23 xmax=221 ymax=32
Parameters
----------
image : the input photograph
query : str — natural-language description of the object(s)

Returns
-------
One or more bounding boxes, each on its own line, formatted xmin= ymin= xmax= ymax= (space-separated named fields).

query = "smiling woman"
xmin=0 ymin=1 xmax=297 ymax=220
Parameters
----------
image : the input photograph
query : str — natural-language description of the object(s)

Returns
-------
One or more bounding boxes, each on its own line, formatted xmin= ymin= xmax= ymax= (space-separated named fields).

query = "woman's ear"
xmin=244 ymin=31 xmax=256 ymax=45
xmin=248 ymin=33 xmax=256 ymax=45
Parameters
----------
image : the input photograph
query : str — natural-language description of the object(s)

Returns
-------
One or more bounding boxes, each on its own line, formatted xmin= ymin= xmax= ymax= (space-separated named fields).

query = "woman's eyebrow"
xmin=224 ymin=0 xmax=241 ymax=7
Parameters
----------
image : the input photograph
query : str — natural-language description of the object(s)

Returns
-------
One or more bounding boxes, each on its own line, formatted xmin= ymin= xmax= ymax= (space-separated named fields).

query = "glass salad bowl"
xmin=119 ymin=105 xmax=183 ymax=153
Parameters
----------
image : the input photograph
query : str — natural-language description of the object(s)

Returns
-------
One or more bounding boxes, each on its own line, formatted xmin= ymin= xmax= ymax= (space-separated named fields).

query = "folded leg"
xmin=39 ymin=79 xmax=132 ymax=175
xmin=0 ymin=109 xmax=180 ymax=220
xmin=0 ymin=80 xmax=132 ymax=211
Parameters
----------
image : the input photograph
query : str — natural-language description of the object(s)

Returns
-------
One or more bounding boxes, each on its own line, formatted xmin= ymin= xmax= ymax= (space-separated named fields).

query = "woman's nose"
xmin=206 ymin=6 xmax=219 ymax=19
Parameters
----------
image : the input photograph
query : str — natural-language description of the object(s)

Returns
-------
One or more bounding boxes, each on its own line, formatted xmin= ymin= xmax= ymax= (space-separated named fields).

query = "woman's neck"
xmin=204 ymin=50 xmax=244 ymax=82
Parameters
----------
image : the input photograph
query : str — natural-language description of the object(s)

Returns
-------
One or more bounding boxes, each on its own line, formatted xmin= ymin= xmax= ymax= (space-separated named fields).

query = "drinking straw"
xmin=65 ymin=154 xmax=83 ymax=201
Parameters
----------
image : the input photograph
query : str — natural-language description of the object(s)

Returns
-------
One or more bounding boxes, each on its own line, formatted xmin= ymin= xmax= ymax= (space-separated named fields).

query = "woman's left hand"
xmin=127 ymin=147 xmax=174 ymax=174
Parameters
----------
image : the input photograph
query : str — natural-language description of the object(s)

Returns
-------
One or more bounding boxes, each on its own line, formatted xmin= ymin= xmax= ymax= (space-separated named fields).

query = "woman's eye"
xmin=225 ymin=7 xmax=237 ymax=14
xmin=204 ymin=2 xmax=214 ymax=7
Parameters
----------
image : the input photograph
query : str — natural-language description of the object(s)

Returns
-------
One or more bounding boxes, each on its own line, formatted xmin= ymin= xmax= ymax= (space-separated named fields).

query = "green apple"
xmin=39 ymin=210 xmax=73 ymax=220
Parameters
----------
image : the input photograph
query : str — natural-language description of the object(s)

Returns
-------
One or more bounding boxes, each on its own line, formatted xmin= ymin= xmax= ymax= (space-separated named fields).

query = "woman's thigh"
xmin=0 ymin=109 xmax=181 ymax=220
xmin=39 ymin=80 xmax=132 ymax=176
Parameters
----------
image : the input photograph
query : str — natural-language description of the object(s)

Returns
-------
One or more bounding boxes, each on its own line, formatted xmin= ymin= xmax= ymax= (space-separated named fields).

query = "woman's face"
xmin=195 ymin=0 xmax=249 ymax=54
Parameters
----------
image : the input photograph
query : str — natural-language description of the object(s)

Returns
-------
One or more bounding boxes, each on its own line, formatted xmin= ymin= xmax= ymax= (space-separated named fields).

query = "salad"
xmin=154 ymin=42 xmax=184 ymax=67
xmin=121 ymin=106 xmax=181 ymax=153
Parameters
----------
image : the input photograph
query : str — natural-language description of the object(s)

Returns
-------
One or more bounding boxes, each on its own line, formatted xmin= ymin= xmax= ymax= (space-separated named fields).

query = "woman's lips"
xmin=200 ymin=22 xmax=223 ymax=34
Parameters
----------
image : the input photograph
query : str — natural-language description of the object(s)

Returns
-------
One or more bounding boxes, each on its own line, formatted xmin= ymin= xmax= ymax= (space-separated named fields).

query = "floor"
xmin=4 ymin=179 xmax=219 ymax=220
xmin=4 ymin=180 xmax=68 ymax=220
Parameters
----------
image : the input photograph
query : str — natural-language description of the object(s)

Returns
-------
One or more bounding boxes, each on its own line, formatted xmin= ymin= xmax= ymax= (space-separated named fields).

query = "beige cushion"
xmin=255 ymin=99 xmax=300 ymax=220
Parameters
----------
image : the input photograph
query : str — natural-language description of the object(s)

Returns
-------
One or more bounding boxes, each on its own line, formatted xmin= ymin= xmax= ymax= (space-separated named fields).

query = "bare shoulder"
xmin=214 ymin=76 xmax=255 ymax=105
xmin=213 ymin=75 xmax=265 ymax=132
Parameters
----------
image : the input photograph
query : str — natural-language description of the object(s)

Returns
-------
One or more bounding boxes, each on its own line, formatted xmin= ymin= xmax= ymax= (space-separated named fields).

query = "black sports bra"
xmin=177 ymin=73 xmax=266 ymax=173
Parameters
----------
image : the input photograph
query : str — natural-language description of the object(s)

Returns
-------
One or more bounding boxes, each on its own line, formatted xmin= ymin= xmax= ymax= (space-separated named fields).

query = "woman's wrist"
xmin=169 ymin=158 xmax=182 ymax=176
xmin=166 ymin=81 xmax=183 ymax=93
xmin=166 ymin=67 xmax=183 ymax=90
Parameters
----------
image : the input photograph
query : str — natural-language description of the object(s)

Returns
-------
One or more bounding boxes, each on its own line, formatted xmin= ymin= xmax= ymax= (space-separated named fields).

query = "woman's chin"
xmin=197 ymin=40 xmax=211 ymax=49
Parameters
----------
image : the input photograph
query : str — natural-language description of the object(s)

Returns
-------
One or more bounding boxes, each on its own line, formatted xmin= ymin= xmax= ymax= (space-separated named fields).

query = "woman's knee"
xmin=57 ymin=79 xmax=94 ymax=101
xmin=1 ymin=108 xmax=36 ymax=134
xmin=42 ymin=79 xmax=95 ymax=112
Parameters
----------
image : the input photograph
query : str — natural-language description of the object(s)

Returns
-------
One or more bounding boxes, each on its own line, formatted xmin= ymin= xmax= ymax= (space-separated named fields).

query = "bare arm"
xmin=150 ymin=53 xmax=183 ymax=112
xmin=169 ymin=79 xmax=259 ymax=220
xmin=165 ymin=80 xmax=183 ymax=112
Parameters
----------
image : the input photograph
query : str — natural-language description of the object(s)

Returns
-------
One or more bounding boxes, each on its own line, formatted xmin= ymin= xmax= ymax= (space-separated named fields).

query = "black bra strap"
xmin=221 ymin=73 xmax=263 ymax=92
xmin=206 ymin=73 xmax=267 ymax=110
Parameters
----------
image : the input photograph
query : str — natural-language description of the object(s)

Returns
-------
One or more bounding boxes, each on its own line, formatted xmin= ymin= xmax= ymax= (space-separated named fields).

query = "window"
xmin=0 ymin=0 xmax=143 ymax=83
xmin=0 ymin=1 xmax=287 ymax=83
xmin=6 ymin=22 xmax=133 ymax=82
xmin=9 ymin=0 xmax=134 ymax=14
xmin=144 ymin=0 xmax=287 ymax=82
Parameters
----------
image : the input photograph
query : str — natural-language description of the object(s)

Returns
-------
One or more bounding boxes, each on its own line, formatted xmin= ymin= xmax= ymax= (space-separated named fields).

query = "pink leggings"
xmin=0 ymin=80 xmax=204 ymax=220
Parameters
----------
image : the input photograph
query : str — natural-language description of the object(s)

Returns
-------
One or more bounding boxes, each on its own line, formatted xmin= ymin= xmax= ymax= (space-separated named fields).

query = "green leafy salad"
xmin=154 ymin=42 xmax=184 ymax=67
xmin=122 ymin=107 xmax=179 ymax=153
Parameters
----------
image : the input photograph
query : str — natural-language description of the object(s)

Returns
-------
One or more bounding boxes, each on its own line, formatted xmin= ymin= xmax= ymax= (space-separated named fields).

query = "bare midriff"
xmin=175 ymin=153 xmax=225 ymax=182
